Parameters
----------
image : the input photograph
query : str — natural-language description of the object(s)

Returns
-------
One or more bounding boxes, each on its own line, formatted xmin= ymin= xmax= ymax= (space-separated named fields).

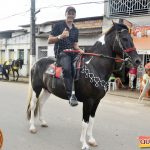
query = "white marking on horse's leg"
xmin=80 ymin=121 xmax=89 ymax=150
xmin=39 ymin=89 xmax=50 ymax=127
xmin=87 ymin=116 xmax=97 ymax=147
xmin=29 ymin=92 xmax=38 ymax=133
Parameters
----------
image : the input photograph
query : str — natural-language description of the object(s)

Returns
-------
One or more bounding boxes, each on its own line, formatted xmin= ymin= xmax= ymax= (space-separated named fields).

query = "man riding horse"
xmin=48 ymin=6 xmax=84 ymax=106
xmin=27 ymin=20 xmax=141 ymax=149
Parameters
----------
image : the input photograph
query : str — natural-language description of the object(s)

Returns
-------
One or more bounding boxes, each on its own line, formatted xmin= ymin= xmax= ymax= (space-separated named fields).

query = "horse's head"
xmin=106 ymin=22 xmax=141 ymax=67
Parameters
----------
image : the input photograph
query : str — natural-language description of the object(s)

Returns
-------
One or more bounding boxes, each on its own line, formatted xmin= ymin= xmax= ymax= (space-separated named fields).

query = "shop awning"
xmin=133 ymin=37 xmax=150 ymax=54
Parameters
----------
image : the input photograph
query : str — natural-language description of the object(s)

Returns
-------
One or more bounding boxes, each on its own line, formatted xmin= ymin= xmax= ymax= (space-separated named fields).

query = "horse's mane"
xmin=85 ymin=23 xmax=129 ymax=53
xmin=86 ymin=41 xmax=101 ymax=53
xmin=105 ymin=23 xmax=128 ymax=36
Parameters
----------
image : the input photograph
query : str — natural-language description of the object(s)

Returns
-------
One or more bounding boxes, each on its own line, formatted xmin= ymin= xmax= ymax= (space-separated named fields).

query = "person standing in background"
xmin=128 ymin=67 xmax=137 ymax=90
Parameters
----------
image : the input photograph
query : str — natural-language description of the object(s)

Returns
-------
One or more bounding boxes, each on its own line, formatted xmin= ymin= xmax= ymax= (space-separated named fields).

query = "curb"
xmin=107 ymin=92 xmax=139 ymax=99
xmin=0 ymin=78 xmax=29 ymax=84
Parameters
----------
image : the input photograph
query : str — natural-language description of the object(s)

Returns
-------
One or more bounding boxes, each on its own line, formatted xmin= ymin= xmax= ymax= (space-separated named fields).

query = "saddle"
xmin=45 ymin=55 xmax=84 ymax=80
xmin=45 ymin=64 xmax=62 ymax=78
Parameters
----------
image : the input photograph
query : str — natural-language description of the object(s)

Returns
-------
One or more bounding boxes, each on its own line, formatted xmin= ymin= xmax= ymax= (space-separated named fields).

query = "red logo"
xmin=138 ymin=136 xmax=150 ymax=148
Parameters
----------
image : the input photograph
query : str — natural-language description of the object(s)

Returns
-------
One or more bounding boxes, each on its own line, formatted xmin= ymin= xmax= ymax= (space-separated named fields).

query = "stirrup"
xmin=69 ymin=94 xmax=78 ymax=107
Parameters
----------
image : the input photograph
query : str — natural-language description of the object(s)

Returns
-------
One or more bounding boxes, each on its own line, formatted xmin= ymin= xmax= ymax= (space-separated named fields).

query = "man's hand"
xmin=73 ymin=43 xmax=84 ymax=54
xmin=59 ymin=28 xmax=69 ymax=39
xmin=78 ymin=49 xmax=84 ymax=54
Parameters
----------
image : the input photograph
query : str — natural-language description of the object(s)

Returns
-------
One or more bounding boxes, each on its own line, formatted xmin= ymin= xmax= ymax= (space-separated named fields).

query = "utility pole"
xmin=30 ymin=0 xmax=36 ymax=70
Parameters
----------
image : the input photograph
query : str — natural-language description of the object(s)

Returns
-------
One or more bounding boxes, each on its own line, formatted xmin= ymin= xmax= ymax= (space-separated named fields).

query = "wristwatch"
xmin=57 ymin=35 xmax=61 ymax=40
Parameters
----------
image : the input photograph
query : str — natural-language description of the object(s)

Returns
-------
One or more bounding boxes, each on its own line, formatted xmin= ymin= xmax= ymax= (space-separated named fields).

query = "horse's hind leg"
xmin=29 ymin=88 xmax=42 ymax=133
xmin=39 ymin=89 xmax=51 ymax=127
xmin=16 ymin=70 xmax=19 ymax=81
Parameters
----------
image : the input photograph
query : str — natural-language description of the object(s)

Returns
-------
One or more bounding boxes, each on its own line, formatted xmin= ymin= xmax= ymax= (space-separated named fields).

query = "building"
xmin=0 ymin=16 xmax=103 ymax=76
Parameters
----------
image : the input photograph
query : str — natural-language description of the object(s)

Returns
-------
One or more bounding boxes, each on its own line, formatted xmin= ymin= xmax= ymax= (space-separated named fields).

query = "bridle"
xmin=63 ymin=28 xmax=136 ymax=66
xmin=63 ymin=28 xmax=137 ymax=92
xmin=112 ymin=29 xmax=136 ymax=61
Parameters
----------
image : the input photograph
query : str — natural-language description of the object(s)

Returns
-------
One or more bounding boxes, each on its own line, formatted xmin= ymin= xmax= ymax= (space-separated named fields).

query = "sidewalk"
xmin=107 ymin=88 xmax=150 ymax=103
xmin=108 ymin=89 xmax=140 ymax=99
xmin=0 ymin=76 xmax=29 ymax=83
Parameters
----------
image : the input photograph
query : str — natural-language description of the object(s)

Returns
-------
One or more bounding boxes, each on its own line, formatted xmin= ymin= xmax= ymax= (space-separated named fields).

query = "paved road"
xmin=0 ymin=82 xmax=150 ymax=150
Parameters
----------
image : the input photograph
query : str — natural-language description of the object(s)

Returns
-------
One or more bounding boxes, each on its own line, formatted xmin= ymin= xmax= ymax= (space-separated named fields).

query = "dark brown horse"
xmin=2 ymin=59 xmax=23 ymax=81
xmin=27 ymin=23 xmax=141 ymax=150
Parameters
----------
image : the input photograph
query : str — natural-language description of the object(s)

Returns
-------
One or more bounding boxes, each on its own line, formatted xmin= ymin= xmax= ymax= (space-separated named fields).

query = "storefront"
xmin=132 ymin=25 xmax=150 ymax=89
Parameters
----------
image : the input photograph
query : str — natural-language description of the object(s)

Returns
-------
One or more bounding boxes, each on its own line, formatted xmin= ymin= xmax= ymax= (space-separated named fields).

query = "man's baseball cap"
xmin=65 ymin=6 xmax=76 ymax=13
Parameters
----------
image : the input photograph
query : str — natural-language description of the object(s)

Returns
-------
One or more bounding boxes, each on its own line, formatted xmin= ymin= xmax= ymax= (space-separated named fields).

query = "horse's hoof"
xmin=81 ymin=145 xmax=90 ymax=150
xmin=88 ymin=141 xmax=98 ymax=147
xmin=81 ymin=147 xmax=90 ymax=150
xmin=88 ymin=138 xmax=98 ymax=147
xmin=41 ymin=124 xmax=48 ymax=127
xmin=29 ymin=128 xmax=37 ymax=134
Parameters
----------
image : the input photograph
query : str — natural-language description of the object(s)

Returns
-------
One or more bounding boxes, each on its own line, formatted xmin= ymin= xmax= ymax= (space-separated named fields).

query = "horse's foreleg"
xmin=39 ymin=89 xmax=51 ymax=127
xmin=87 ymin=100 xmax=100 ymax=147
xmin=12 ymin=70 xmax=15 ymax=81
xmin=87 ymin=116 xmax=97 ymax=147
xmin=29 ymin=92 xmax=38 ymax=133
xmin=80 ymin=121 xmax=89 ymax=150
xmin=80 ymin=100 xmax=92 ymax=150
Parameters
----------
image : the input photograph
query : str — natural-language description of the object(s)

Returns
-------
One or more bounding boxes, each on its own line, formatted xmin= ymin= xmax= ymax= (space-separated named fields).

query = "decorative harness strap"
xmin=81 ymin=65 xmax=108 ymax=92
xmin=64 ymin=50 xmax=110 ymax=92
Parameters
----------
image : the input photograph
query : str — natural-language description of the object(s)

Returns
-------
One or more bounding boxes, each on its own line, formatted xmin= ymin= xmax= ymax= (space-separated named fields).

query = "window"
xmin=38 ymin=46 xmax=48 ymax=59
xmin=0 ymin=50 xmax=5 ymax=64
xmin=109 ymin=0 xmax=150 ymax=17
xmin=9 ymin=49 xmax=14 ymax=62
xmin=18 ymin=49 xmax=24 ymax=64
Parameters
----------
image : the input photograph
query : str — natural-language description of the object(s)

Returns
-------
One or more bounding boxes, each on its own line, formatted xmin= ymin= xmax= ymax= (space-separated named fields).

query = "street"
xmin=0 ymin=81 xmax=150 ymax=150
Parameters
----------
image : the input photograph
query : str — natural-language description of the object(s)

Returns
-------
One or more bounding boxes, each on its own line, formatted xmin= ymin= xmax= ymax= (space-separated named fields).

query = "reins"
xmin=63 ymin=28 xmax=136 ymax=72
xmin=63 ymin=49 xmax=127 ymax=62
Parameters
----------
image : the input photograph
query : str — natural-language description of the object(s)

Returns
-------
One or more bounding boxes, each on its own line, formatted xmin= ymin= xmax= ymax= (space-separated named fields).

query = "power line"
xmin=38 ymin=1 xmax=106 ymax=10
xmin=0 ymin=10 xmax=30 ymax=21
xmin=0 ymin=1 xmax=106 ymax=21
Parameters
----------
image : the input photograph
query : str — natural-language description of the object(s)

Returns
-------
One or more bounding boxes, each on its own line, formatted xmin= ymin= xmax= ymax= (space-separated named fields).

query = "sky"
xmin=0 ymin=0 xmax=104 ymax=31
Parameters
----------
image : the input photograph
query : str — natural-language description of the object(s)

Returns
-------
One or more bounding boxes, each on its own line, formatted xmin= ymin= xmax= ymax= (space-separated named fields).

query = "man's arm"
xmin=73 ymin=42 xmax=84 ymax=53
xmin=48 ymin=35 xmax=60 ymax=44
xmin=48 ymin=28 xmax=69 ymax=44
